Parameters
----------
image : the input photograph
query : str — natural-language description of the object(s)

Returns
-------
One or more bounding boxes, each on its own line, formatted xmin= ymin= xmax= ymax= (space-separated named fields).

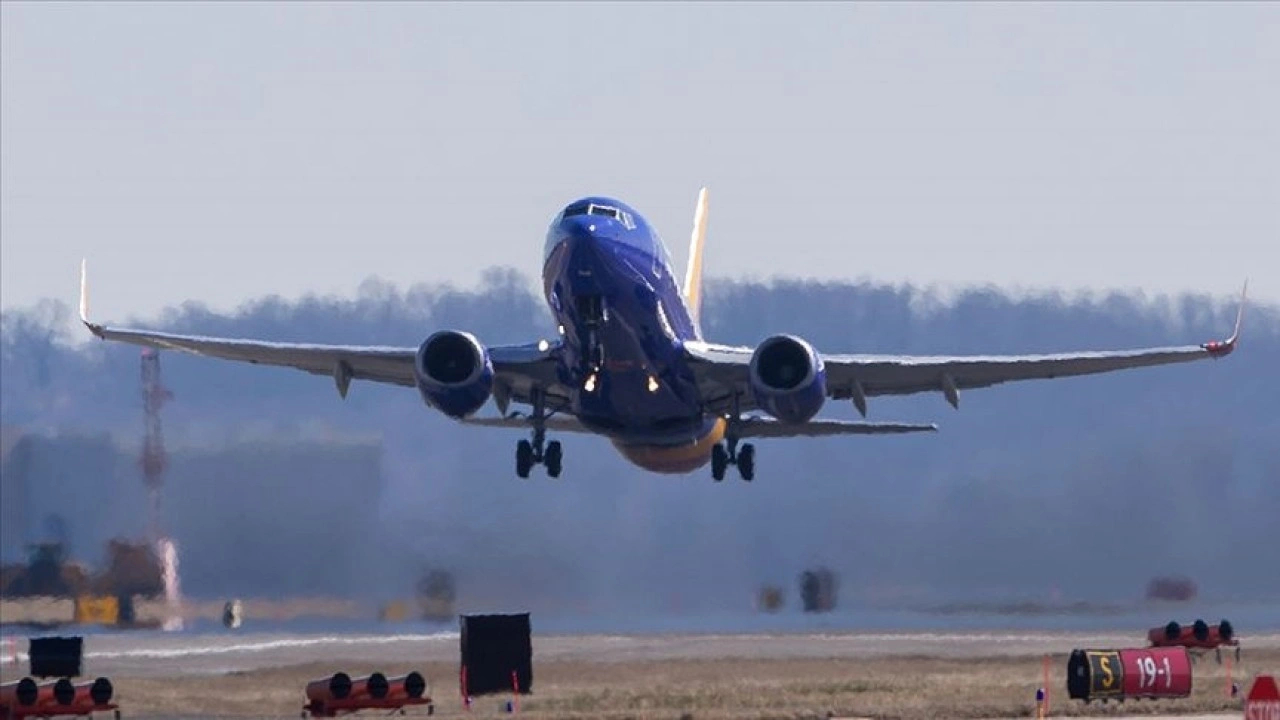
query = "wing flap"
xmin=736 ymin=416 xmax=937 ymax=439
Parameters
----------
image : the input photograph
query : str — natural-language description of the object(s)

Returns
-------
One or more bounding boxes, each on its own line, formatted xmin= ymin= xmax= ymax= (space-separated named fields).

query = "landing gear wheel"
xmin=738 ymin=443 xmax=755 ymax=481
xmin=514 ymin=386 xmax=560 ymax=478
xmin=545 ymin=441 xmax=563 ymax=478
xmin=516 ymin=440 xmax=534 ymax=478
xmin=711 ymin=444 xmax=728 ymax=481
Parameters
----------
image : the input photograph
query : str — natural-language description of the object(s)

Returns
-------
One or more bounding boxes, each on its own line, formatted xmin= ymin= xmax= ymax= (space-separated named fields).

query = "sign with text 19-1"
xmin=1066 ymin=647 xmax=1191 ymax=702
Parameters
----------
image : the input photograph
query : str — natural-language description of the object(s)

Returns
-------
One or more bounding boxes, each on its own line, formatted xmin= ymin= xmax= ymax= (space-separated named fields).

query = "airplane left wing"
xmin=684 ymin=283 xmax=1247 ymax=416
xmin=77 ymin=261 xmax=564 ymax=409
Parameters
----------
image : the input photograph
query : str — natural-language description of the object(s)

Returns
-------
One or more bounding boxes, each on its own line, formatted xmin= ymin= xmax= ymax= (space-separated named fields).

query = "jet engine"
xmin=748 ymin=334 xmax=826 ymax=424
xmin=414 ymin=330 xmax=494 ymax=418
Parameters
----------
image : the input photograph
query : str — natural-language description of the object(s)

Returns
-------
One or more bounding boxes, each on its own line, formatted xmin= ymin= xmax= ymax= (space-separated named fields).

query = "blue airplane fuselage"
xmin=541 ymin=197 xmax=726 ymax=472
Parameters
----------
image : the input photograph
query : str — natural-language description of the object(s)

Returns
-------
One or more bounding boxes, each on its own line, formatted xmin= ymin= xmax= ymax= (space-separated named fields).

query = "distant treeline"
xmin=2 ymin=271 xmax=1277 ymax=607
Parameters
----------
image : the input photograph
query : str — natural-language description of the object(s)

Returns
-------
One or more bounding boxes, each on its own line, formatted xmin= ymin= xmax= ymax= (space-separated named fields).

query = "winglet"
xmin=682 ymin=187 xmax=709 ymax=338
xmin=79 ymin=258 xmax=104 ymax=338
xmin=1201 ymin=279 xmax=1247 ymax=357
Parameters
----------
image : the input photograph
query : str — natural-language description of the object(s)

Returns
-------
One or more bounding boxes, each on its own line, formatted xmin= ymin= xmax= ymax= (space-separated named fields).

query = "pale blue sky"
xmin=3 ymin=1 xmax=1277 ymax=330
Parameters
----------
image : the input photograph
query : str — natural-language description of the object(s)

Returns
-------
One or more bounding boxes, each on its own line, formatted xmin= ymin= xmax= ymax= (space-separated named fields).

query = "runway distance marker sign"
xmin=1066 ymin=647 xmax=1191 ymax=702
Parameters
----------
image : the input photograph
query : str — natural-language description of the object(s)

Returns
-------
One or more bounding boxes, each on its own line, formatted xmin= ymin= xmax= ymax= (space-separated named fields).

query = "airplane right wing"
xmin=684 ymin=282 xmax=1247 ymax=416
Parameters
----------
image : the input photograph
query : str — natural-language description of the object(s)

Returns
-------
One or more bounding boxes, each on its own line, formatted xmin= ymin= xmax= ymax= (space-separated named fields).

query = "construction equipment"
xmin=756 ymin=584 xmax=784 ymax=613
xmin=799 ymin=567 xmax=839 ymax=613
xmin=1146 ymin=576 xmax=1198 ymax=602
xmin=1 ymin=537 xmax=167 ymax=629
xmin=92 ymin=539 xmax=163 ymax=598
xmin=1 ymin=540 xmax=163 ymax=601
xmin=0 ymin=544 xmax=91 ymax=598
xmin=416 ymin=569 xmax=456 ymax=622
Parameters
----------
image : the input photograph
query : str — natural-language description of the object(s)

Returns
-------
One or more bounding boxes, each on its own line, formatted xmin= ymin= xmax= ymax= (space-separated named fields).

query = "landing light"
xmin=647 ymin=375 xmax=659 ymax=393
xmin=537 ymin=339 xmax=550 ymax=352
xmin=584 ymin=373 xmax=597 ymax=393
xmin=557 ymin=324 xmax=565 ymax=335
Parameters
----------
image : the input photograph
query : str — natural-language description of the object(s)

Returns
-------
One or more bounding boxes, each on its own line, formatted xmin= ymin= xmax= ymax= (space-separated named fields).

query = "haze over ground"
xmin=3 ymin=276 xmax=1277 ymax=610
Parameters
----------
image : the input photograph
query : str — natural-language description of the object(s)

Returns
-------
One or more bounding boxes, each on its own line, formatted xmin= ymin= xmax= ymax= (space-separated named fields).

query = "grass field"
xmin=96 ymin=648 xmax=1275 ymax=719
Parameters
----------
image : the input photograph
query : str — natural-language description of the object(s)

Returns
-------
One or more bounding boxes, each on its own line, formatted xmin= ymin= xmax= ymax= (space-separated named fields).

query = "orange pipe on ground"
xmin=305 ymin=672 xmax=352 ymax=703
xmin=349 ymin=672 xmax=389 ymax=700
xmin=386 ymin=672 xmax=426 ymax=700
xmin=0 ymin=678 xmax=40 ymax=708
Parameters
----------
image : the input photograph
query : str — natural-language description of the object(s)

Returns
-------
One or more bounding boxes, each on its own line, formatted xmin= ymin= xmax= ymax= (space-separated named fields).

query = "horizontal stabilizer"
xmin=735 ymin=416 xmax=938 ymax=439
xmin=462 ymin=414 xmax=937 ymax=439
xmin=460 ymin=415 xmax=593 ymax=434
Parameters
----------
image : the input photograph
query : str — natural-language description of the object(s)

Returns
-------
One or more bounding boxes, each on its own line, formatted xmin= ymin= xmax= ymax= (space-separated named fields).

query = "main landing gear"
xmin=711 ymin=398 xmax=754 ymax=482
xmin=711 ymin=436 xmax=755 ymax=482
xmin=516 ymin=436 xmax=561 ymax=479
xmin=516 ymin=389 xmax=562 ymax=479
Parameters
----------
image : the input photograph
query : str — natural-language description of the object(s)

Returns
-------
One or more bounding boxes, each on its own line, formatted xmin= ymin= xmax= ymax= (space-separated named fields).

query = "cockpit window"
xmin=589 ymin=204 xmax=620 ymax=220
xmin=564 ymin=202 xmax=629 ymax=223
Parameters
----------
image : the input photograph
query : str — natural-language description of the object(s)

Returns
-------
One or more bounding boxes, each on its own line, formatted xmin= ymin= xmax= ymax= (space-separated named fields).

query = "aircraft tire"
xmin=516 ymin=440 xmax=534 ymax=478
xmin=738 ymin=443 xmax=755 ymax=481
xmin=711 ymin=444 xmax=728 ymax=481
xmin=545 ymin=441 xmax=563 ymax=478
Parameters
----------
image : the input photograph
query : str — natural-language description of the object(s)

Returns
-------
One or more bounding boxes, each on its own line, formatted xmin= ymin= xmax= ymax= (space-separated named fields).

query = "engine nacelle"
xmin=414 ymin=330 xmax=494 ymax=419
xmin=748 ymin=334 xmax=826 ymax=424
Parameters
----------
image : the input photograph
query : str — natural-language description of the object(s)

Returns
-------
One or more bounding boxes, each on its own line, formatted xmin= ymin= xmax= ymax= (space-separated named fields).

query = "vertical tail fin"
xmin=683 ymin=187 xmax=709 ymax=337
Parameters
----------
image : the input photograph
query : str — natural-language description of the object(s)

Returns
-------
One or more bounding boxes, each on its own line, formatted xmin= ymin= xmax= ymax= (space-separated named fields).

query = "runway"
xmin=12 ymin=628 xmax=1280 ymax=678
xmin=7 ymin=628 xmax=1280 ymax=678
xmin=3 ymin=628 xmax=1277 ymax=719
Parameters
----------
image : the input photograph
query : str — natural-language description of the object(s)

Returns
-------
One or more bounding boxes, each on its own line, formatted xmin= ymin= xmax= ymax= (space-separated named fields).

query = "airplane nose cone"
xmin=559 ymin=215 xmax=613 ymax=263
xmin=561 ymin=214 xmax=600 ymax=242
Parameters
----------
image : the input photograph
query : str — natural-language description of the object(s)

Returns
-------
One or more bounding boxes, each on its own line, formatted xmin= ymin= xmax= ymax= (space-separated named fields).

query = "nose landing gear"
xmin=576 ymin=295 xmax=607 ymax=371
xmin=516 ymin=436 xmax=562 ymax=478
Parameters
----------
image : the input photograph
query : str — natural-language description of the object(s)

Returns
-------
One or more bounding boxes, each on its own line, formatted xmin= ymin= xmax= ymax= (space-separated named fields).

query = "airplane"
xmin=78 ymin=188 xmax=1247 ymax=481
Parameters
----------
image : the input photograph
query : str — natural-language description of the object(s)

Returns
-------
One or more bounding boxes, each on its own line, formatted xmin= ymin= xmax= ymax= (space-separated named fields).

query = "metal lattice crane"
xmin=140 ymin=348 xmax=173 ymax=540
xmin=140 ymin=348 xmax=185 ymax=631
